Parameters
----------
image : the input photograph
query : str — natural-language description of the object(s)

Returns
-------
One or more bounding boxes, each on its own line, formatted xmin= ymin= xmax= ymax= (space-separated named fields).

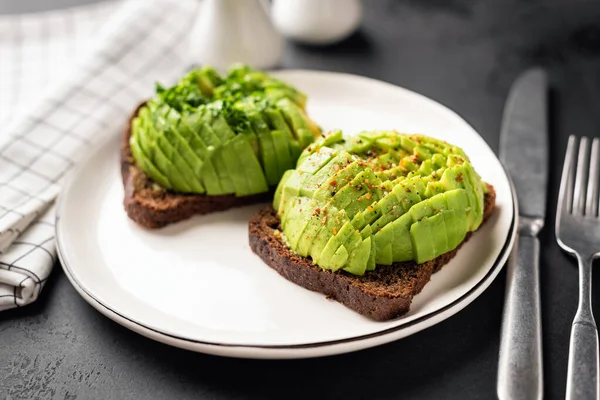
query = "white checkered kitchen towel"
xmin=0 ymin=0 xmax=201 ymax=310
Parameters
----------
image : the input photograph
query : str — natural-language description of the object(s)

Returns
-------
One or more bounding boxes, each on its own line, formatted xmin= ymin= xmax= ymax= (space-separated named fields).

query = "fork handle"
xmin=566 ymin=256 xmax=599 ymax=400
xmin=497 ymin=234 xmax=543 ymax=400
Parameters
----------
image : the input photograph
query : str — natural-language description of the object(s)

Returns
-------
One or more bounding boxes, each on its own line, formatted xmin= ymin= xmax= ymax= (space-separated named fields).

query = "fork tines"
xmin=561 ymin=135 xmax=600 ymax=217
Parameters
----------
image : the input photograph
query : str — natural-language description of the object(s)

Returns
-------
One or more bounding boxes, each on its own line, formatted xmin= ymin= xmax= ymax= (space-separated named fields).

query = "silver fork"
xmin=557 ymin=135 xmax=600 ymax=400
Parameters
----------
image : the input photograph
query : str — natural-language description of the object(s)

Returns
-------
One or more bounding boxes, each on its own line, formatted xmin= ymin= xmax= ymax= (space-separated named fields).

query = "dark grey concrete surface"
xmin=2 ymin=0 xmax=600 ymax=399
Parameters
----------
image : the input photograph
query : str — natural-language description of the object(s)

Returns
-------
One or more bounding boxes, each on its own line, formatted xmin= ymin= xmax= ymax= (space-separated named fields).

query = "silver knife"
xmin=497 ymin=68 xmax=548 ymax=400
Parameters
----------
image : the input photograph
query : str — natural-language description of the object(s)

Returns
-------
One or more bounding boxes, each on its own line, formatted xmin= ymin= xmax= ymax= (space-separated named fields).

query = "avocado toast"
xmin=249 ymin=130 xmax=496 ymax=321
xmin=121 ymin=64 xmax=321 ymax=228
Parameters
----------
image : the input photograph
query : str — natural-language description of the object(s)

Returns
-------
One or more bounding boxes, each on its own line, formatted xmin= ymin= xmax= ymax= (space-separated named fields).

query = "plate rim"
xmin=56 ymin=69 xmax=517 ymax=357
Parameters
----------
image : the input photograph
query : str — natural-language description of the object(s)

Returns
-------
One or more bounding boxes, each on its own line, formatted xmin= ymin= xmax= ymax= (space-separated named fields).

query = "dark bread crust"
xmin=249 ymin=184 xmax=496 ymax=321
xmin=121 ymin=104 xmax=273 ymax=229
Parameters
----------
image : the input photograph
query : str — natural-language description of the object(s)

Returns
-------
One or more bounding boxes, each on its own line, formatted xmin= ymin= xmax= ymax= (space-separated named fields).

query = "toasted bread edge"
xmin=248 ymin=184 xmax=496 ymax=321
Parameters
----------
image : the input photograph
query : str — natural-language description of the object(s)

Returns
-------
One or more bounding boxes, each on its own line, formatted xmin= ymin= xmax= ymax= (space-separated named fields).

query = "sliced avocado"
xmin=442 ymin=209 xmax=466 ymax=251
xmin=345 ymin=237 xmax=371 ymax=275
xmin=393 ymin=179 xmax=425 ymax=211
xmin=449 ymin=164 xmax=478 ymax=230
xmin=276 ymin=130 xmax=485 ymax=275
xmin=130 ymin=129 xmax=172 ymax=189
xmin=301 ymin=153 xmax=353 ymax=200
xmin=246 ymin=111 xmax=280 ymax=186
xmin=390 ymin=212 xmax=414 ymax=262
xmin=265 ymin=108 xmax=301 ymax=163
xmin=143 ymin=109 xmax=198 ymax=193
xmin=277 ymin=170 xmax=310 ymax=212
xmin=374 ymin=223 xmax=394 ymax=265
xmin=273 ymin=169 xmax=293 ymax=212
xmin=178 ymin=114 xmax=222 ymax=194
xmin=281 ymin=197 xmax=313 ymax=249
xmin=264 ymin=108 xmax=294 ymax=141
xmin=409 ymin=198 xmax=434 ymax=222
xmin=331 ymin=169 xmax=383 ymax=220
xmin=309 ymin=208 xmax=341 ymax=265
xmin=361 ymin=225 xmax=377 ymax=271
xmin=313 ymin=159 xmax=363 ymax=200
xmin=289 ymin=139 xmax=302 ymax=164
xmin=135 ymin=108 xmax=156 ymax=157
xmin=195 ymin=117 xmax=222 ymax=147
xmin=217 ymin=139 xmax=249 ymax=196
xmin=161 ymin=124 xmax=205 ymax=193
xmin=319 ymin=220 xmax=354 ymax=270
xmin=271 ymin=129 xmax=294 ymax=177
xmin=150 ymin=139 xmax=191 ymax=192
xmin=410 ymin=217 xmax=436 ymax=264
xmin=329 ymin=245 xmax=350 ymax=271
xmin=154 ymin=135 xmax=199 ymax=192
xmin=277 ymin=98 xmax=314 ymax=148
xmin=430 ymin=211 xmax=449 ymax=256
xmin=197 ymin=120 xmax=236 ymax=194
xmin=297 ymin=146 xmax=337 ymax=175
xmin=374 ymin=190 xmax=402 ymax=222
xmin=297 ymin=213 xmax=327 ymax=257
xmin=464 ymin=164 xmax=485 ymax=230
xmin=232 ymin=134 xmax=269 ymax=195
xmin=209 ymin=112 xmax=236 ymax=142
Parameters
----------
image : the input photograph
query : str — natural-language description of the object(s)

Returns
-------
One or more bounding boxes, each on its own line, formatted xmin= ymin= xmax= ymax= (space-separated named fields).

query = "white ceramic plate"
xmin=57 ymin=70 xmax=517 ymax=359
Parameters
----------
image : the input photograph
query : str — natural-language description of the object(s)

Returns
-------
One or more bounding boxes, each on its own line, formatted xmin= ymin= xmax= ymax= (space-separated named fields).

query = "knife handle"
xmin=497 ymin=234 xmax=543 ymax=400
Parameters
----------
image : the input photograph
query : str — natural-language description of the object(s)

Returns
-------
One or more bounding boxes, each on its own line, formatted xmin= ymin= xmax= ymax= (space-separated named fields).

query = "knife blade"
xmin=500 ymin=69 xmax=549 ymax=218
xmin=497 ymin=68 xmax=548 ymax=400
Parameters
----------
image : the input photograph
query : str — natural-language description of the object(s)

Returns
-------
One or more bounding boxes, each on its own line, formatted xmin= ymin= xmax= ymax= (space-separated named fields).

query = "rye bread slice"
xmin=121 ymin=104 xmax=273 ymax=229
xmin=248 ymin=184 xmax=496 ymax=321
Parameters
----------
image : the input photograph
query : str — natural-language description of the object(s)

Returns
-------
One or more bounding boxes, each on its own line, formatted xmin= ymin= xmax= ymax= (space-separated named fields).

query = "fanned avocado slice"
xmin=429 ymin=195 xmax=449 ymax=255
xmin=319 ymin=220 xmax=355 ymax=271
xmin=310 ymin=207 xmax=342 ymax=265
xmin=216 ymin=140 xmax=250 ymax=196
xmin=297 ymin=212 xmax=328 ymax=258
xmin=301 ymin=153 xmax=353 ymax=200
xmin=313 ymin=159 xmax=362 ymax=200
xmin=231 ymin=134 xmax=269 ymax=195
xmin=280 ymin=197 xmax=314 ymax=249
xmin=207 ymin=109 xmax=236 ymax=142
xmin=409 ymin=217 xmax=435 ymax=264
xmin=264 ymin=108 xmax=298 ymax=162
xmin=346 ymin=237 xmax=372 ymax=275
xmin=288 ymin=140 xmax=302 ymax=165
xmin=245 ymin=111 xmax=280 ymax=186
xmin=138 ymin=108 xmax=194 ymax=192
xmin=331 ymin=169 xmax=383 ymax=220
xmin=277 ymin=98 xmax=316 ymax=148
xmin=157 ymin=109 xmax=205 ymax=192
xmin=297 ymin=146 xmax=337 ymax=175
xmin=464 ymin=165 xmax=485 ymax=230
xmin=177 ymin=115 xmax=222 ymax=194
xmin=136 ymin=107 xmax=157 ymax=158
xmin=271 ymin=129 xmax=294 ymax=177
xmin=198 ymin=123 xmax=236 ymax=194
xmin=390 ymin=212 xmax=414 ymax=262
xmin=163 ymin=125 xmax=206 ymax=193
xmin=130 ymin=123 xmax=172 ymax=189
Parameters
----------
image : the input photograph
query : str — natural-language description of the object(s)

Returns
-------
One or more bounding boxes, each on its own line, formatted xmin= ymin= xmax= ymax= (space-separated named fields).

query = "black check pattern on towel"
xmin=0 ymin=0 xmax=201 ymax=310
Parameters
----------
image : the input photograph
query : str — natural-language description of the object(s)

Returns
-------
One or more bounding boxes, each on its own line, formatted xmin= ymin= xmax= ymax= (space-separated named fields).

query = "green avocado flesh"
xmin=130 ymin=64 xmax=321 ymax=196
xmin=274 ymin=130 xmax=487 ymax=275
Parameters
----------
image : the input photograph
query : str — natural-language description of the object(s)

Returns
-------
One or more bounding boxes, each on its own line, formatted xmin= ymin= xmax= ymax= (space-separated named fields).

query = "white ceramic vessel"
xmin=189 ymin=0 xmax=284 ymax=70
xmin=272 ymin=0 xmax=362 ymax=45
